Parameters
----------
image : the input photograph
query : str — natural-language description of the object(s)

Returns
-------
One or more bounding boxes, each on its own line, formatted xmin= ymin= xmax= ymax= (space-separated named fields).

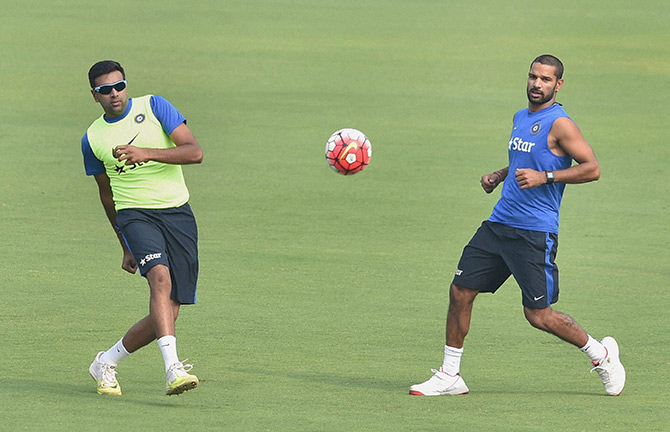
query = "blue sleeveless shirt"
xmin=489 ymin=104 xmax=573 ymax=234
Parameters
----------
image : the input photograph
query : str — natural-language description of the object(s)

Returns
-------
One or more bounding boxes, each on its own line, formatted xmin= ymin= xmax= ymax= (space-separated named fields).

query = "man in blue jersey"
xmin=410 ymin=55 xmax=625 ymax=396
xmin=82 ymin=60 xmax=203 ymax=396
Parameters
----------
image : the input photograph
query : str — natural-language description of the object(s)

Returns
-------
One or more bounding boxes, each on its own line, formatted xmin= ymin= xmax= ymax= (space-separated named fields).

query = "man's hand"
xmin=515 ymin=168 xmax=547 ymax=190
xmin=481 ymin=172 xmax=503 ymax=194
xmin=114 ymin=145 xmax=150 ymax=166
xmin=122 ymin=250 xmax=138 ymax=274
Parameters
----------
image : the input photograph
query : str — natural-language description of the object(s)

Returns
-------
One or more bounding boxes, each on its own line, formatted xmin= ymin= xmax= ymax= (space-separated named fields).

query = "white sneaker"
xmin=165 ymin=361 xmax=199 ymax=395
xmin=590 ymin=336 xmax=626 ymax=396
xmin=89 ymin=351 xmax=122 ymax=396
xmin=409 ymin=369 xmax=470 ymax=396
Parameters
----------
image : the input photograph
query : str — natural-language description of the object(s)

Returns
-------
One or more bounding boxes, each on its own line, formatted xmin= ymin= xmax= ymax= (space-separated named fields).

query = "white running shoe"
xmin=89 ymin=351 xmax=122 ymax=396
xmin=590 ymin=336 xmax=626 ymax=396
xmin=165 ymin=361 xmax=199 ymax=395
xmin=409 ymin=369 xmax=470 ymax=396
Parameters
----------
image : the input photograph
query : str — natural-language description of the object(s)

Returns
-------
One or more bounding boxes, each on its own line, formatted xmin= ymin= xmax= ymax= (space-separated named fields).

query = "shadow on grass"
xmin=3 ymin=378 xmax=198 ymax=407
xmin=229 ymin=367 xmax=608 ymax=398
xmin=231 ymin=367 xmax=402 ymax=392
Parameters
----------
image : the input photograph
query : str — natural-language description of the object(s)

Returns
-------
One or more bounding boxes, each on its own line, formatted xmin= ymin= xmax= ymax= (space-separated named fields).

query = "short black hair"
xmin=531 ymin=54 xmax=564 ymax=79
xmin=88 ymin=60 xmax=125 ymax=88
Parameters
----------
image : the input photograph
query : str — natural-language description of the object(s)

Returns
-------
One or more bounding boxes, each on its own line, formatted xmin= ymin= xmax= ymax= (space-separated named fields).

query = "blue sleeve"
xmin=82 ymin=134 xmax=105 ymax=176
xmin=150 ymin=95 xmax=186 ymax=136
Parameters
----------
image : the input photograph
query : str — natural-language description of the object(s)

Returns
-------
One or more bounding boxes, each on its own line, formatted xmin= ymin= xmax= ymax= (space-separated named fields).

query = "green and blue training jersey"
xmin=82 ymin=95 xmax=190 ymax=210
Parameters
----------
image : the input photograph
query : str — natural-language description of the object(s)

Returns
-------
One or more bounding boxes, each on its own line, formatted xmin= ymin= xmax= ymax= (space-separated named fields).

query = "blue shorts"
xmin=115 ymin=203 xmax=199 ymax=304
xmin=452 ymin=221 xmax=559 ymax=309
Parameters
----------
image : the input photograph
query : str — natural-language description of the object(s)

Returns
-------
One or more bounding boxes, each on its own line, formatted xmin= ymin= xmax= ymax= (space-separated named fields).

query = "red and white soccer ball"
xmin=325 ymin=128 xmax=372 ymax=175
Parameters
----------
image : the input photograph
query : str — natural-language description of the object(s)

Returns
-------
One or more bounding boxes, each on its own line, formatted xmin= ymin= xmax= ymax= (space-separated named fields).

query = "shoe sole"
xmin=409 ymin=389 xmax=469 ymax=396
xmin=96 ymin=387 xmax=122 ymax=396
xmin=166 ymin=376 xmax=199 ymax=396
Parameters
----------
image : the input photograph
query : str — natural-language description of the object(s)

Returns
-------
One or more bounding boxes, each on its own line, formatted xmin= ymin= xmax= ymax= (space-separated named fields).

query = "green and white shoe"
xmin=89 ymin=351 xmax=122 ymax=396
xmin=166 ymin=361 xmax=199 ymax=395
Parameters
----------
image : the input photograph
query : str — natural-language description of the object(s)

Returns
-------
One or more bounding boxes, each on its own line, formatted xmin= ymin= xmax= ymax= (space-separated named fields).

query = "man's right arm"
xmin=481 ymin=167 xmax=509 ymax=194
xmin=93 ymin=173 xmax=137 ymax=274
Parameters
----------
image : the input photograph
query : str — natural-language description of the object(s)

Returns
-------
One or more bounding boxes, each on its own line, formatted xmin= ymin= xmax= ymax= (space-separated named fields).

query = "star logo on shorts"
xmin=139 ymin=253 xmax=162 ymax=267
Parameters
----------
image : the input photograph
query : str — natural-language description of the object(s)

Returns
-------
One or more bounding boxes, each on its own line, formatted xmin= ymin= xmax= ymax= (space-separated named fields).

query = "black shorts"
xmin=452 ymin=220 xmax=559 ymax=309
xmin=115 ymin=203 xmax=199 ymax=305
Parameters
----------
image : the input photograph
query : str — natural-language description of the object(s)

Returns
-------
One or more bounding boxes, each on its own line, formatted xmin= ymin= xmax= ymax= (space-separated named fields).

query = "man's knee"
xmin=147 ymin=265 xmax=171 ymax=293
xmin=524 ymin=306 xmax=550 ymax=329
xmin=449 ymin=283 xmax=478 ymax=305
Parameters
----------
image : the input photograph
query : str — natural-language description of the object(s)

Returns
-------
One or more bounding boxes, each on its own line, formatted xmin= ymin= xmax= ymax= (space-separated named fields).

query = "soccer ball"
xmin=324 ymin=128 xmax=372 ymax=175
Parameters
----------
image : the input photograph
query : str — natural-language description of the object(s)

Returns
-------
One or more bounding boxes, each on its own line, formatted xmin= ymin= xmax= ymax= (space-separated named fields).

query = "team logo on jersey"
xmin=134 ymin=114 xmax=145 ymax=124
xmin=530 ymin=122 xmax=541 ymax=135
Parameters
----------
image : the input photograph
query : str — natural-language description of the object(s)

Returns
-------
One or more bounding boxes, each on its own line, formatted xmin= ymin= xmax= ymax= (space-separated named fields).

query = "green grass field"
xmin=2 ymin=0 xmax=668 ymax=430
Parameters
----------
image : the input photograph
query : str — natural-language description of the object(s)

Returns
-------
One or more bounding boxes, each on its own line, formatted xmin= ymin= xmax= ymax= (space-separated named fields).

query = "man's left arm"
xmin=114 ymin=122 xmax=203 ymax=166
xmin=516 ymin=117 xmax=600 ymax=189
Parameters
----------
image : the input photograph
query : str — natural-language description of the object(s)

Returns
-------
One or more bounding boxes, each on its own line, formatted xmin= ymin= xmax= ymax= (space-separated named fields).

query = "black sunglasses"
xmin=93 ymin=80 xmax=127 ymax=95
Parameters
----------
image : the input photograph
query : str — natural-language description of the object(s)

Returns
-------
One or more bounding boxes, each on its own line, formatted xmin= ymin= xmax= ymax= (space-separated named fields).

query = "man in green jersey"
xmin=82 ymin=60 xmax=204 ymax=396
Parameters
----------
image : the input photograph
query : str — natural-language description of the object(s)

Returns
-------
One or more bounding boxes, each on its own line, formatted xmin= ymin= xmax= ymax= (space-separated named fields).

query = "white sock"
xmin=157 ymin=335 xmax=180 ymax=372
xmin=441 ymin=345 xmax=464 ymax=376
xmin=100 ymin=338 xmax=130 ymax=366
xmin=580 ymin=335 xmax=607 ymax=364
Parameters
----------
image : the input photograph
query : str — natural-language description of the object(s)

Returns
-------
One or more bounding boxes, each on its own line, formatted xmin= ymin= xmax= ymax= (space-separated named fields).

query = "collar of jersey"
xmin=528 ymin=103 xmax=560 ymax=116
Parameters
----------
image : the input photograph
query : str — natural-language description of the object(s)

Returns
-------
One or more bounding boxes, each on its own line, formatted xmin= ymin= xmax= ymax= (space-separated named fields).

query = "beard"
xmin=526 ymin=85 xmax=556 ymax=106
